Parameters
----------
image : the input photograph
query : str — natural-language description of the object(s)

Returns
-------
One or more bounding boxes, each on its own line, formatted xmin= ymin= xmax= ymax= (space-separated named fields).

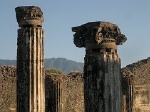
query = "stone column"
xmin=15 ymin=6 xmax=45 ymax=112
xmin=72 ymin=21 xmax=127 ymax=112
xmin=122 ymin=74 xmax=133 ymax=112
xmin=55 ymin=80 xmax=62 ymax=112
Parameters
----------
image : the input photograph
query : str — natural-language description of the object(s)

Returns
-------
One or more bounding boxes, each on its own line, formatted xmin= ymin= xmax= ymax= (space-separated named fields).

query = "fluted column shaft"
xmin=17 ymin=27 xmax=45 ymax=112
xmin=84 ymin=51 xmax=122 ymax=112
xmin=55 ymin=81 xmax=62 ymax=112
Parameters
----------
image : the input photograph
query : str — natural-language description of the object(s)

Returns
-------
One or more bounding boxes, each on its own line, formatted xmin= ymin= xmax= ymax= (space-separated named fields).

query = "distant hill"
xmin=44 ymin=58 xmax=83 ymax=72
xmin=0 ymin=59 xmax=16 ymax=66
xmin=0 ymin=58 xmax=84 ymax=72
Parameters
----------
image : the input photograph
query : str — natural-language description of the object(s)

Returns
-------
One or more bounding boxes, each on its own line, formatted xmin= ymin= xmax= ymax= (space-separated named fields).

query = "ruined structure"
xmin=0 ymin=66 xmax=16 ymax=112
xmin=1 ymin=58 xmax=150 ymax=112
xmin=15 ymin=6 xmax=45 ymax=112
xmin=1 ymin=5 xmax=149 ymax=112
xmin=45 ymin=71 xmax=84 ymax=112
xmin=122 ymin=57 xmax=150 ymax=112
xmin=0 ymin=66 xmax=84 ymax=112
xmin=72 ymin=21 xmax=127 ymax=112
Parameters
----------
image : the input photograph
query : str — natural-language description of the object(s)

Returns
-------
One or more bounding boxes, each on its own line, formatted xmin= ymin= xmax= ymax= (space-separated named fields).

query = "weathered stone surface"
xmin=45 ymin=70 xmax=84 ymax=112
xmin=16 ymin=6 xmax=45 ymax=112
xmin=72 ymin=21 xmax=126 ymax=112
xmin=0 ymin=66 xmax=16 ymax=112
xmin=122 ymin=57 xmax=150 ymax=112
xmin=72 ymin=21 xmax=127 ymax=48
xmin=62 ymin=72 xmax=84 ymax=112
xmin=15 ymin=6 xmax=43 ymax=27
xmin=0 ymin=67 xmax=84 ymax=112
xmin=1 ymin=56 xmax=150 ymax=112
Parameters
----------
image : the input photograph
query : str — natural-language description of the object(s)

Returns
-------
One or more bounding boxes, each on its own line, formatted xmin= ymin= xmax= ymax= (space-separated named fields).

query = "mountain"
xmin=45 ymin=58 xmax=83 ymax=72
xmin=0 ymin=58 xmax=84 ymax=72
xmin=0 ymin=59 xmax=16 ymax=66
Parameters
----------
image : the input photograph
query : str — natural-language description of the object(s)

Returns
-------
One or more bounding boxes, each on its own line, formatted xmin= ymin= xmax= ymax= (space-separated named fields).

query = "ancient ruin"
xmin=1 ymin=5 xmax=150 ymax=112
xmin=45 ymin=71 xmax=84 ymax=112
xmin=0 ymin=66 xmax=84 ymax=112
xmin=72 ymin=21 xmax=127 ymax=112
xmin=0 ymin=66 xmax=16 ymax=112
xmin=1 ymin=57 xmax=150 ymax=112
xmin=15 ymin=6 xmax=45 ymax=112
xmin=122 ymin=57 xmax=150 ymax=112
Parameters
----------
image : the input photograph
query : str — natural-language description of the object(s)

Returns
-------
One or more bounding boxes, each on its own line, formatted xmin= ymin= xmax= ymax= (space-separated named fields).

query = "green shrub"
xmin=49 ymin=68 xmax=62 ymax=74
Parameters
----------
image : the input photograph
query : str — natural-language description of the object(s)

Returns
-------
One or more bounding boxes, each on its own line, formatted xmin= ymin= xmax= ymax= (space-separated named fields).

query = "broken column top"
xmin=15 ymin=6 xmax=43 ymax=27
xmin=72 ymin=21 xmax=127 ymax=49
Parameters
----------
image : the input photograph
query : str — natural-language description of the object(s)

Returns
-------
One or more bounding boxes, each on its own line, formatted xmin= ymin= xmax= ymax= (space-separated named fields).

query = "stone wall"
xmin=62 ymin=72 xmax=84 ymax=112
xmin=122 ymin=57 xmax=150 ymax=112
xmin=0 ymin=66 xmax=16 ymax=112
xmin=45 ymin=70 xmax=84 ymax=112
xmin=0 ymin=66 xmax=84 ymax=112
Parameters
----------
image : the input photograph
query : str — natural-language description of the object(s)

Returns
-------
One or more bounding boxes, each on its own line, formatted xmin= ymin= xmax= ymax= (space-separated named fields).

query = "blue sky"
xmin=0 ymin=0 xmax=150 ymax=67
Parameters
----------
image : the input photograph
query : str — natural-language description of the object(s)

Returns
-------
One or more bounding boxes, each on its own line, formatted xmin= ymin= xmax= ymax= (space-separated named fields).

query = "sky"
xmin=0 ymin=0 xmax=150 ymax=67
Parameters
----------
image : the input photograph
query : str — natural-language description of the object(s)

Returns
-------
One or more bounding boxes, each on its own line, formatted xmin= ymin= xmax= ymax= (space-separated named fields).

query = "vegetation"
xmin=48 ymin=68 xmax=62 ymax=74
